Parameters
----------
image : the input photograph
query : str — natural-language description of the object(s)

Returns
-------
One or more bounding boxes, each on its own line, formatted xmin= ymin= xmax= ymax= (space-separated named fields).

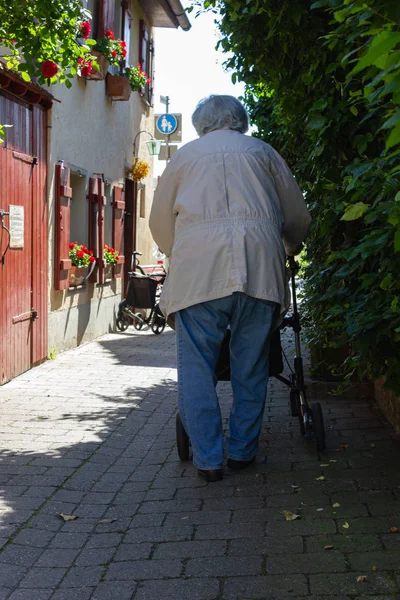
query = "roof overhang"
xmin=0 ymin=62 xmax=53 ymax=108
xmin=139 ymin=0 xmax=191 ymax=31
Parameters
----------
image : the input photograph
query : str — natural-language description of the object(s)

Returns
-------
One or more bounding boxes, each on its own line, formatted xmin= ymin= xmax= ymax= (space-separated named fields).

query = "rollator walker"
xmin=176 ymin=256 xmax=326 ymax=460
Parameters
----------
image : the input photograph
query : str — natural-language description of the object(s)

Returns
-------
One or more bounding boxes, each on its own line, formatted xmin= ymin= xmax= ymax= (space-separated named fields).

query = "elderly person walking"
xmin=150 ymin=95 xmax=311 ymax=482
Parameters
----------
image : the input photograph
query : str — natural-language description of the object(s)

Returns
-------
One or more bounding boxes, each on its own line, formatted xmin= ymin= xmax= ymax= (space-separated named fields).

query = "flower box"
xmin=87 ymin=50 xmax=109 ymax=81
xmin=104 ymin=263 xmax=113 ymax=281
xmin=69 ymin=265 xmax=88 ymax=287
xmin=106 ymin=74 xmax=131 ymax=101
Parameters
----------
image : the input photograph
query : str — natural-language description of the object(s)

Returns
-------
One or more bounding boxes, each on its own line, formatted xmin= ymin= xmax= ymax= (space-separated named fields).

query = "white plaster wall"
xmin=47 ymin=0 xmax=156 ymax=352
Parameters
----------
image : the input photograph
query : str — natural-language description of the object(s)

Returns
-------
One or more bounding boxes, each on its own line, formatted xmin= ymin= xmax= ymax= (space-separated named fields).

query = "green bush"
xmin=194 ymin=0 xmax=400 ymax=391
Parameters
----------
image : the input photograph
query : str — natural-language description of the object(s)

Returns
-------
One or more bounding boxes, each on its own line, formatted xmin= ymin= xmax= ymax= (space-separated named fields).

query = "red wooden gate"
xmin=0 ymin=91 xmax=48 ymax=384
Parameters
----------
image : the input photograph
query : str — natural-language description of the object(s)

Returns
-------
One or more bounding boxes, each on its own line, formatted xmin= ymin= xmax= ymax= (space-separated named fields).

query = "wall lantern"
xmin=133 ymin=130 xmax=162 ymax=158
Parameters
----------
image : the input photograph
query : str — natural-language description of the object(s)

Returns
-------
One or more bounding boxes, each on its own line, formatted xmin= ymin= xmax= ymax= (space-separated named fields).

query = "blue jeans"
xmin=175 ymin=293 xmax=277 ymax=470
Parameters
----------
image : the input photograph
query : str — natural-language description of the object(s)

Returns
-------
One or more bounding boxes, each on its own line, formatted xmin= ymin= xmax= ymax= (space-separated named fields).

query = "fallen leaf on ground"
xmin=324 ymin=545 xmax=334 ymax=550
xmin=291 ymin=485 xmax=299 ymax=489
xmin=329 ymin=460 xmax=337 ymax=463
xmin=342 ymin=521 xmax=350 ymax=529
xmin=333 ymin=503 xmax=340 ymax=508
xmin=372 ymin=566 xmax=377 ymax=571
xmin=316 ymin=508 xmax=324 ymax=512
xmin=315 ymin=476 xmax=325 ymax=481
xmin=320 ymin=464 xmax=330 ymax=467
xmin=96 ymin=519 xmax=116 ymax=524
xmin=340 ymin=444 xmax=349 ymax=450
xmin=58 ymin=513 xmax=77 ymax=522
xmin=357 ymin=576 xmax=368 ymax=583
xmin=282 ymin=510 xmax=301 ymax=521
xmin=389 ymin=527 xmax=399 ymax=533
xmin=370 ymin=443 xmax=376 ymax=448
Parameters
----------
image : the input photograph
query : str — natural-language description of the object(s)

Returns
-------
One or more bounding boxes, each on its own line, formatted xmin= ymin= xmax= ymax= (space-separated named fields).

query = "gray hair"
xmin=192 ymin=95 xmax=249 ymax=137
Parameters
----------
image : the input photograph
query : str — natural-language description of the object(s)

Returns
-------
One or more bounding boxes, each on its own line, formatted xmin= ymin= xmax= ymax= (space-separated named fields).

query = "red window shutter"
xmin=112 ymin=185 xmax=125 ymax=279
xmin=139 ymin=19 xmax=149 ymax=99
xmin=97 ymin=178 xmax=106 ymax=285
xmin=148 ymin=38 xmax=155 ymax=107
xmin=88 ymin=177 xmax=99 ymax=283
xmin=54 ymin=163 xmax=72 ymax=290
xmin=98 ymin=0 xmax=115 ymax=38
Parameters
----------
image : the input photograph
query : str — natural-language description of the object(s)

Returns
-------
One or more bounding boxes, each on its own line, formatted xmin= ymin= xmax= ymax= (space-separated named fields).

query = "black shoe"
xmin=197 ymin=468 xmax=223 ymax=482
xmin=227 ymin=457 xmax=256 ymax=470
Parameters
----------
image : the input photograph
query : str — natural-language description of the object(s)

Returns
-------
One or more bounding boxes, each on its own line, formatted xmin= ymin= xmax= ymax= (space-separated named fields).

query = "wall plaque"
xmin=9 ymin=205 xmax=24 ymax=249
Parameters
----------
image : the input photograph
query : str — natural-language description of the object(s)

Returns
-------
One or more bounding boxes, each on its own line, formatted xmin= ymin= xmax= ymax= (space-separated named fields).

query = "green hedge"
xmin=194 ymin=0 xmax=400 ymax=392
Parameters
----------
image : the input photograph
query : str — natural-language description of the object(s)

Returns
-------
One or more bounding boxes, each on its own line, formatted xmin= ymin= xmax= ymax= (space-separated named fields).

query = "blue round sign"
xmin=156 ymin=113 xmax=178 ymax=135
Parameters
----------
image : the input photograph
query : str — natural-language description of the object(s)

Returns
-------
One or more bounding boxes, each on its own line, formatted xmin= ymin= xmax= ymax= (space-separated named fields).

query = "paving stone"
xmin=125 ymin=526 xmax=193 ymax=543
xmin=113 ymin=543 xmax=153 ymax=561
xmin=306 ymin=534 xmax=383 ymax=553
xmin=0 ymin=590 xmax=11 ymax=600
xmin=222 ymin=574 xmax=308 ymax=598
xmin=310 ymin=572 xmax=399 ymax=595
xmin=19 ymin=567 xmax=67 ymax=588
xmin=60 ymin=565 xmax=104 ymax=587
xmin=49 ymin=532 xmax=89 ymax=549
xmin=75 ymin=546 xmax=116 ymax=566
xmin=349 ymin=551 xmax=400 ymax=571
xmin=85 ymin=533 xmax=123 ymax=548
xmin=266 ymin=518 xmax=337 ymax=536
xmin=266 ymin=552 xmax=347 ymax=574
xmin=106 ymin=559 xmax=182 ymax=580
xmin=134 ymin=578 xmax=220 ymax=600
xmin=0 ymin=563 xmax=27 ymax=587
xmin=91 ymin=581 xmax=137 ymax=600
xmin=0 ymin=544 xmax=43 ymax=566
xmin=35 ymin=548 xmax=79 ymax=567
xmin=152 ymin=540 xmax=227 ymax=560
xmin=8 ymin=591 xmax=53 ymax=600
xmin=195 ymin=522 xmax=262 ymax=540
xmin=12 ymin=529 xmax=54 ymax=548
xmin=51 ymin=589 xmax=93 ymax=600
xmin=229 ymin=535 xmax=304 ymax=555
xmin=186 ymin=555 xmax=263 ymax=577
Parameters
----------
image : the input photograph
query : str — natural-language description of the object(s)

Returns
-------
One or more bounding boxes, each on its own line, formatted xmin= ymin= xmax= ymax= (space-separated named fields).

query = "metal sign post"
xmin=160 ymin=95 xmax=170 ymax=161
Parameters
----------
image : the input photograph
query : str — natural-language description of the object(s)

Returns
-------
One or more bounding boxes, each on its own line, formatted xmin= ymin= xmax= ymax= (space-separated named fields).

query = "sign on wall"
xmin=9 ymin=205 xmax=24 ymax=249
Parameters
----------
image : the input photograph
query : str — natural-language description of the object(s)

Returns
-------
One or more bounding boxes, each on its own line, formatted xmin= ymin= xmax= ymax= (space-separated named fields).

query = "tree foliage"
xmin=0 ymin=0 xmax=94 ymax=141
xmin=193 ymin=0 xmax=400 ymax=391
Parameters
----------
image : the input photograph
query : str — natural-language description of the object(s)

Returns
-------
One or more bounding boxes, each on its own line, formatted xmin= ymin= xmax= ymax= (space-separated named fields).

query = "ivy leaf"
xmin=394 ymin=230 xmax=400 ymax=253
xmin=352 ymin=32 xmax=400 ymax=74
xmin=341 ymin=203 xmax=369 ymax=221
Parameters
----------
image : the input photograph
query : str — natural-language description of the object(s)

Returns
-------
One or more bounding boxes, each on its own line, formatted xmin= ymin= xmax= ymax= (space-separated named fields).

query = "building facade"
xmin=0 ymin=0 xmax=189 ymax=383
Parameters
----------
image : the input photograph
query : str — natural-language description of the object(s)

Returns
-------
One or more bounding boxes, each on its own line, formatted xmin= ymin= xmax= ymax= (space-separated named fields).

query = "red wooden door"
xmin=0 ymin=92 xmax=48 ymax=384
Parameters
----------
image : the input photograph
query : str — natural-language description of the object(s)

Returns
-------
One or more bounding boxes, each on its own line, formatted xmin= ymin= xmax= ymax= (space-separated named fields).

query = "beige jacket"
xmin=150 ymin=129 xmax=311 ymax=319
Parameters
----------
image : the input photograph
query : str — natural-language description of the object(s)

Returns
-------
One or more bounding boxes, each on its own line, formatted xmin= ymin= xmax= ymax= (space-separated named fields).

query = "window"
xmin=69 ymin=171 xmax=88 ymax=247
xmin=122 ymin=5 xmax=131 ymax=67
xmin=139 ymin=185 xmax=146 ymax=219
xmin=139 ymin=20 xmax=154 ymax=106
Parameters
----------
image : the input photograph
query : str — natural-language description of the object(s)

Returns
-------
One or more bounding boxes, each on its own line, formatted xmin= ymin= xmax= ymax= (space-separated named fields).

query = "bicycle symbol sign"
xmin=156 ymin=113 xmax=178 ymax=135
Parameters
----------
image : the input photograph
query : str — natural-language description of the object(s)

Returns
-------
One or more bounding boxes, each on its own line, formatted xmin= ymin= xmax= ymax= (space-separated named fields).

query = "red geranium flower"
xmin=108 ymin=247 xmax=113 ymax=253
xmin=115 ymin=255 xmax=119 ymax=261
xmin=77 ymin=57 xmax=84 ymax=65
xmin=146 ymin=78 xmax=151 ymax=84
xmin=41 ymin=60 xmax=58 ymax=78
xmin=105 ymin=30 xmax=115 ymax=39
xmin=111 ymin=50 xmax=117 ymax=58
xmin=69 ymin=242 xmax=75 ymax=250
xmin=89 ymin=256 xmax=96 ymax=263
xmin=120 ymin=41 xmax=126 ymax=48
xmin=81 ymin=63 xmax=93 ymax=77
xmin=77 ymin=250 xmax=85 ymax=259
xmin=79 ymin=21 xmax=91 ymax=39
xmin=121 ymin=49 xmax=127 ymax=58
xmin=89 ymin=250 xmax=93 ymax=255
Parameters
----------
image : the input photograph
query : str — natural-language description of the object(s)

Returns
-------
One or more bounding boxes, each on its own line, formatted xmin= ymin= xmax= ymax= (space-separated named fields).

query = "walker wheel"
xmin=311 ymin=402 xmax=326 ymax=452
xmin=133 ymin=313 xmax=144 ymax=330
xmin=176 ymin=413 xmax=190 ymax=461
xmin=116 ymin=315 xmax=130 ymax=332
xmin=151 ymin=320 xmax=166 ymax=335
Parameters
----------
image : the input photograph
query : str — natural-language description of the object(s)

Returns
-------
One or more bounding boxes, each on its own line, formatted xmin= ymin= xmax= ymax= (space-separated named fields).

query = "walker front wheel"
xmin=176 ymin=413 xmax=190 ymax=461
